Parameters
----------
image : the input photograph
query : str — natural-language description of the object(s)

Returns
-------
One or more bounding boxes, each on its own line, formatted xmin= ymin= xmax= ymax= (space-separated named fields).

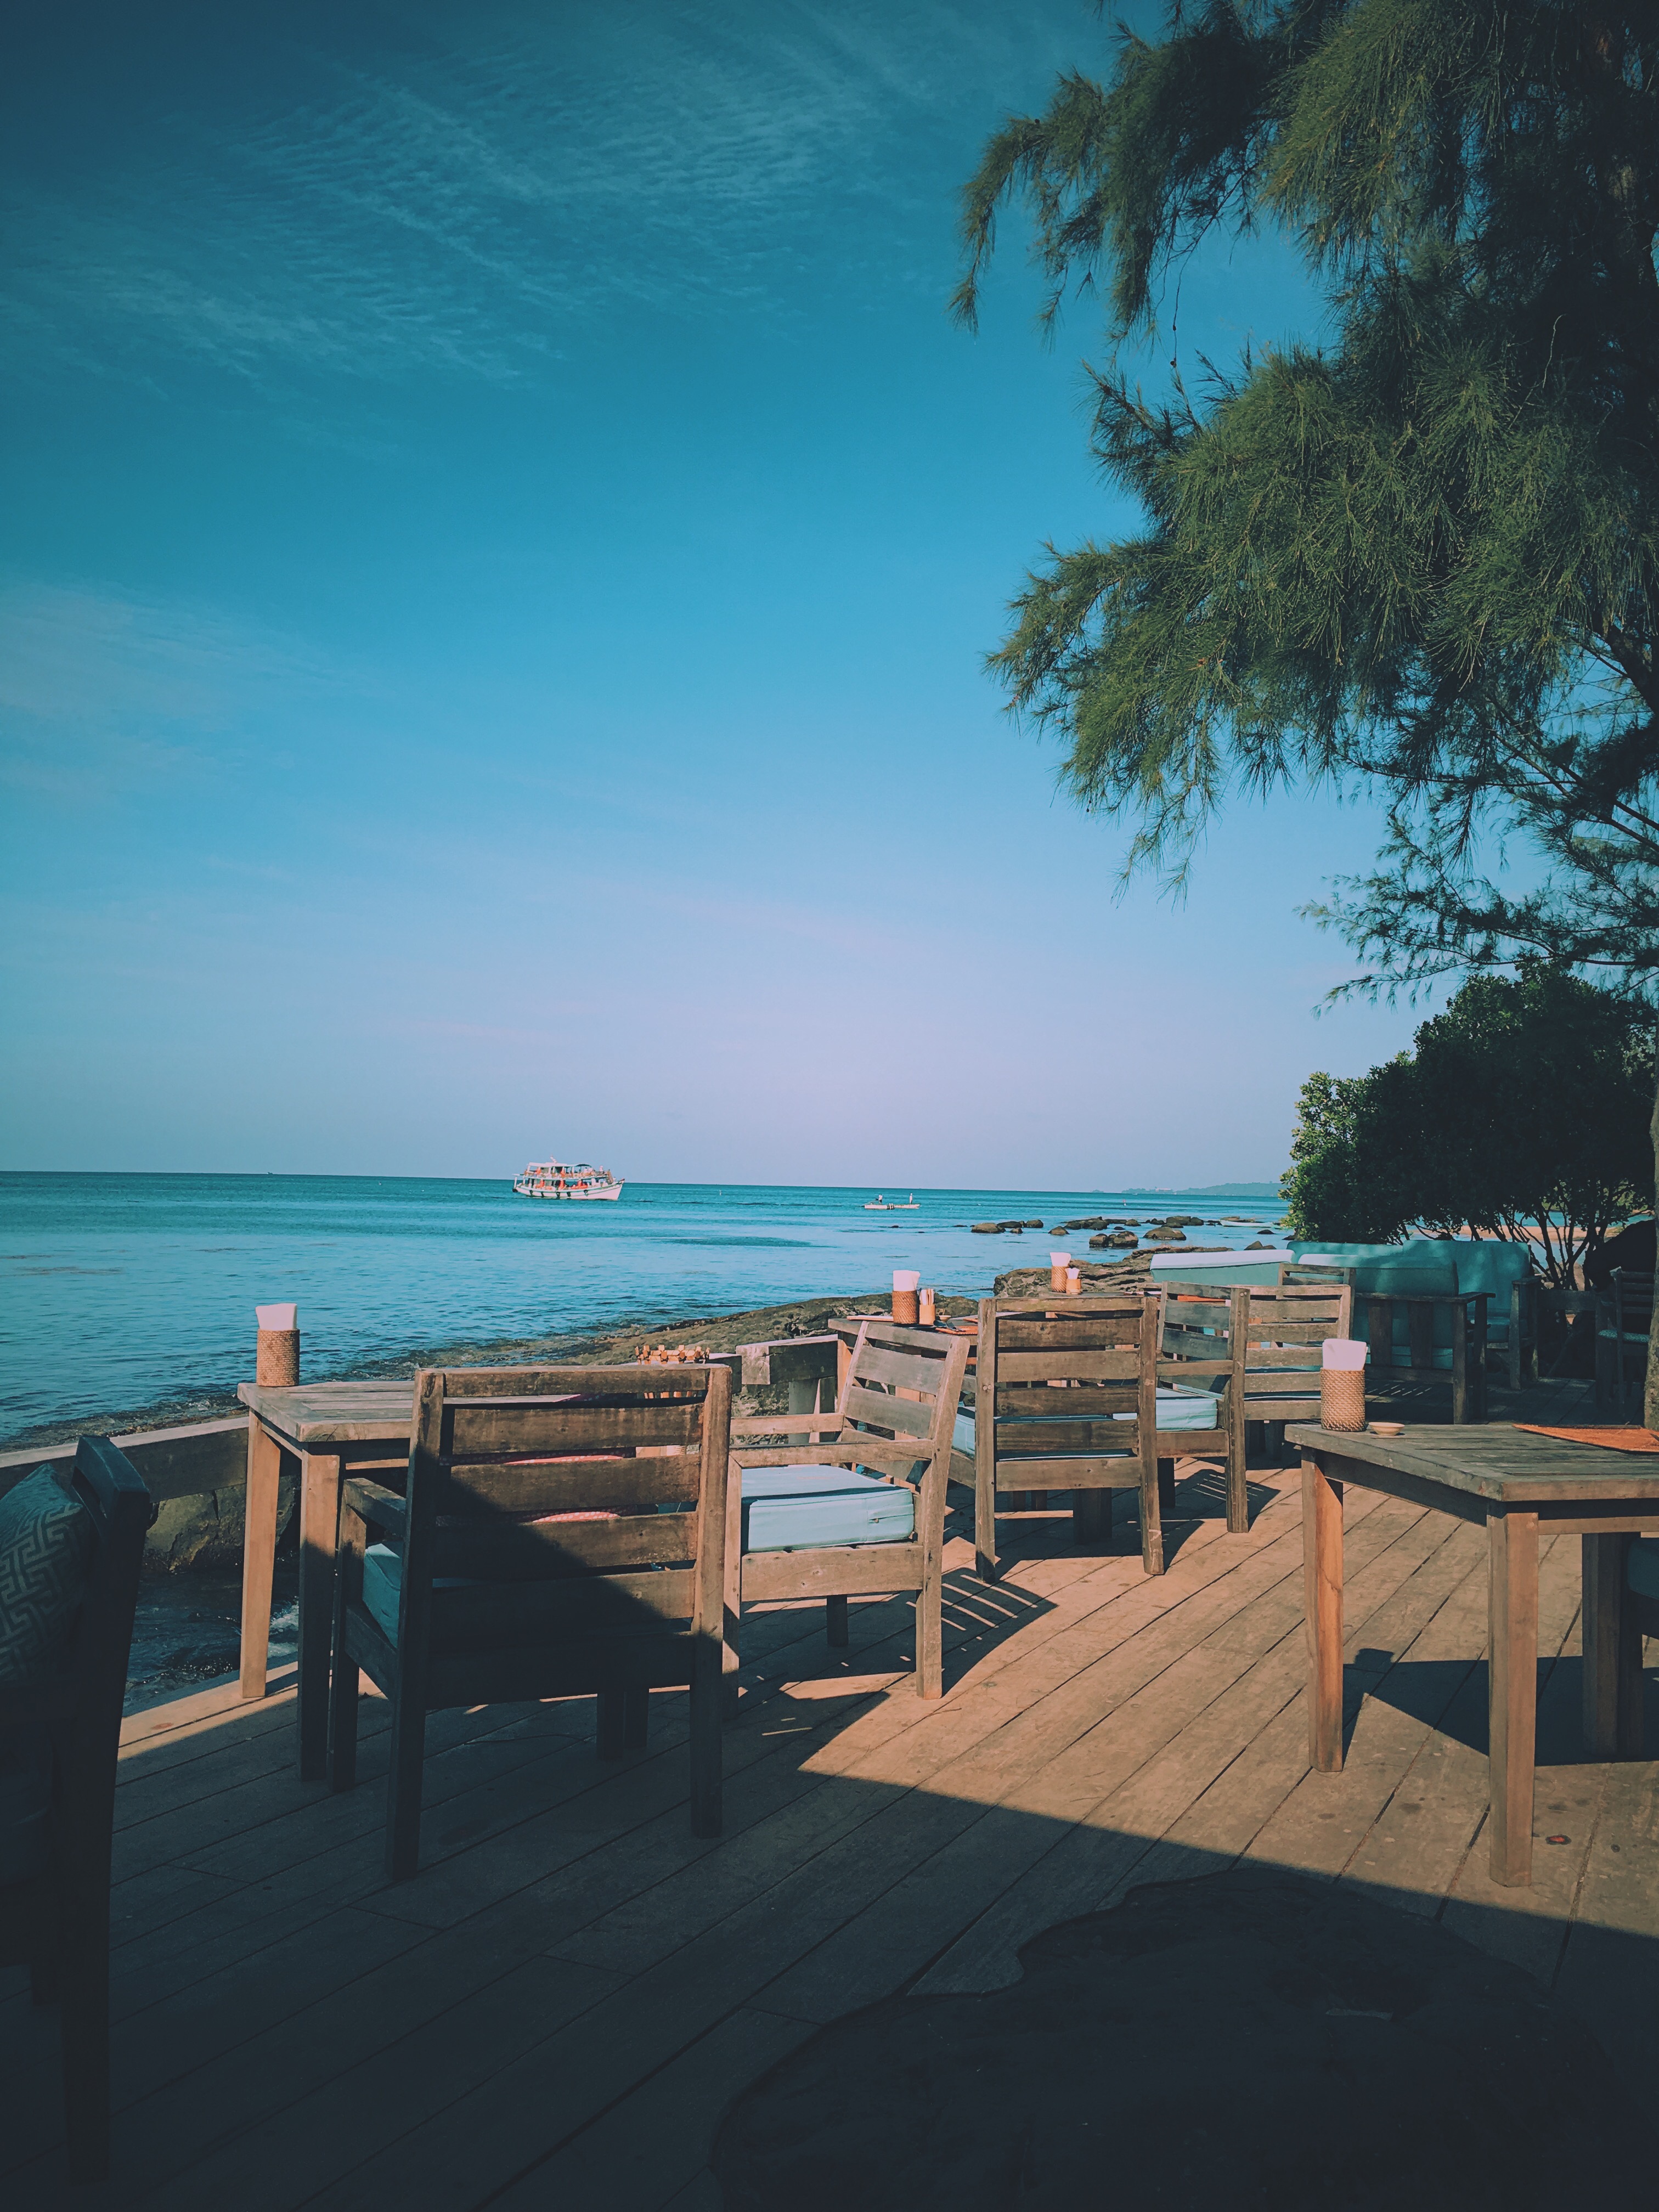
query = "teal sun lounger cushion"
xmin=360 ymin=1543 xmax=480 ymax=1644
xmin=742 ymin=1466 xmax=916 ymax=1553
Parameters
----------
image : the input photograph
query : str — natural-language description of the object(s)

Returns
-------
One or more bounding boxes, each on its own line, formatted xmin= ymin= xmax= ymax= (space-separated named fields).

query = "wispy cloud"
xmin=0 ymin=581 xmax=343 ymax=801
xmin=2 ymin=1 xmax=1069 ymax=388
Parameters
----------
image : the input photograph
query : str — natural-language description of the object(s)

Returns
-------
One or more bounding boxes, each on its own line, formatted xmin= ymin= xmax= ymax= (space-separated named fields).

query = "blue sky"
xmin=1 ymin=0 xmax=1425 ymax=1187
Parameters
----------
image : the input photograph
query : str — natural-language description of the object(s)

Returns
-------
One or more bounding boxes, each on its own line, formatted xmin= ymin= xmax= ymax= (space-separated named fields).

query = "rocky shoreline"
xmin=5 ymin=1286 xmax=979 ymax=1457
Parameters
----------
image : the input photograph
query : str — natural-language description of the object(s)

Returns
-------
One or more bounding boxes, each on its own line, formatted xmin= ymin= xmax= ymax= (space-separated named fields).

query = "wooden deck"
xmin=7 ymin=1375 xmax=1659 ymax=2208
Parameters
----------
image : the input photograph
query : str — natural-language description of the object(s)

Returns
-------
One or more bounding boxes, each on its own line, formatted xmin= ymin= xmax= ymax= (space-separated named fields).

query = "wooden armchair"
xmin=974 ymin=1296 xmax=1169 ymax=1579
xmin=728 ymin=1321 xmax=969 ymax=1698
xmin=329 ymin=1363 xmax=733 ymax=1881
xmin=0 ymin=1437 xmax=154 ymax=2183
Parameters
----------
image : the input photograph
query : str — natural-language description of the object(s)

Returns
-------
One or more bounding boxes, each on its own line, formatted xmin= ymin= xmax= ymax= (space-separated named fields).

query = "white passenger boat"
xmin=512 ymin=1155 xmax=624 ymax=1200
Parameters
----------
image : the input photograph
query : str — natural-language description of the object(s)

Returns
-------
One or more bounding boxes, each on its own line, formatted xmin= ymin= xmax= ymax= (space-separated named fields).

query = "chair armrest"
xmin=838 ymin=1432 xmax=939 ymax=1477
xmin=341 ymin=1479 xmax=405 ymax=1534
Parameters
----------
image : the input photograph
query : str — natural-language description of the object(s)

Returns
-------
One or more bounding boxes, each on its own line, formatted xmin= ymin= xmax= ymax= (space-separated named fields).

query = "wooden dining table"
xmin=1289 ymin=1419 xmax=1659 ymax=1886
xmin=237 ymin=1379 xmax=416 ymax=1780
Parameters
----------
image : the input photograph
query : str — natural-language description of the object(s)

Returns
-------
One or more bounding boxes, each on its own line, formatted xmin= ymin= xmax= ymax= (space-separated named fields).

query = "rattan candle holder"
xmin=256 ymin=1329 xmax=300 ymax=1386
xmin=1320 ymin=1367 xmax=1367 ymax=1432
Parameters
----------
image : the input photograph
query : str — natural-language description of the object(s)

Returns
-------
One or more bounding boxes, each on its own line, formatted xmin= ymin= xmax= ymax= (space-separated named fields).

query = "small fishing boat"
xmin=513 ymin=1155 xmax=623 ymax=1200
xmin=864 ymin=1193 xmax=919 ymax=1210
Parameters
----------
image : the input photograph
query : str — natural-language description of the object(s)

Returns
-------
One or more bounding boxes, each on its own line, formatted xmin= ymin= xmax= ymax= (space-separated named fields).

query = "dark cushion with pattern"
xmin=0 ymin=1466 xmax=95 ymax=1688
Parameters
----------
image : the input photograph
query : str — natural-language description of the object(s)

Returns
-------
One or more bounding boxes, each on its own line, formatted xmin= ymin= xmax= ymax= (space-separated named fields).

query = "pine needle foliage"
xmin=956 ymin=2 xmax=1659 ymax=996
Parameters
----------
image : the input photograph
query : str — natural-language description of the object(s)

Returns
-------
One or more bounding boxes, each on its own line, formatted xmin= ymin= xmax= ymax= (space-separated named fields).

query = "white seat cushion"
xmin=742 ymin=1466 xmax=916 ymax=1553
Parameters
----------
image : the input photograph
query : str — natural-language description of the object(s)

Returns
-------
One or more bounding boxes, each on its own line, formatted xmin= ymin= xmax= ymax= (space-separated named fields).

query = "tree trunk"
xmin=1647 ymin=1044 xmax=1659 ymax=1431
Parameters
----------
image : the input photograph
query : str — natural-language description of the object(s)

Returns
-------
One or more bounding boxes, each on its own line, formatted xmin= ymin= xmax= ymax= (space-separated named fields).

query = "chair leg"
xmin=329 ymin=1505 xmax=365 ymax=1792
xmin=1226 ymin=1426 xmax=1249 ymax=1533
xmin=689 ymin=1637 xmax=723 ymax=1838
xmin=1072 ymin=1488 xmax=1110 ymax=1547
xmin=913 ymin=1578 xmax=944 ymax=1700
xmin=1139 ymin=1460 xmax=1166 ymax=1577
xmin=596 ymin=1685 xmax=627 ymax=1759
xmin=622 ymin=1683 xmax=650 ymax=1750
xmin=329 ymin=1656 xmax=360 ymax=1793
xmin=383 ymin=1680 xmax=427 ymax=1883
xmin=825 ymin=1594 xmax=849 ymax=1648
xmin=1157 ymin=1458 xmax=1177 ymax=1515
xmin=974 ymin=1474 xmax=997 ymax=1583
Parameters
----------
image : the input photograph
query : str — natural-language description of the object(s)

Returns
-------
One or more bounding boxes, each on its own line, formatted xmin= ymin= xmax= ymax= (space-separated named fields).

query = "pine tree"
xmin=957 ymin=1 xmax=1659 ymax=1406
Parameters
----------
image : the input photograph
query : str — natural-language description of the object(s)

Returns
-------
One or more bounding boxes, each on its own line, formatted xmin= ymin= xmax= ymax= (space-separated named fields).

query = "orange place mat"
xmin=1513 ymin=1424 xmax=1659 ymax=1454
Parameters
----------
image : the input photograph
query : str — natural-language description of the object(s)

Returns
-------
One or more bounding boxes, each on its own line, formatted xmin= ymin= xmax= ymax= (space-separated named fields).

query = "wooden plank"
xmin=446 ymin=1398 xmax=706 ymax=1455
xmin=993 ymin=1297 xmax=1145 ymax=1316
xmin=996 ymin=1350 xmax=1140 ymax=1383
xmin=431 ymin=1566 xmax=699 ymax=1647
xmin=996 ymin=1318 xmax=1141 ymax=1352
xmin=1304 ymin=1454 xmax=1344 ymax=1771
xmin=238 ymin=1416 xmax=283 ymax=1704
xmin=442 ymin=1456 xmax=700 ymax=1514
xmin=437 ymin=1364 xmax=713 ymax=1400
xmin=993 ymin=1418 xmax=1136 ymax=1455
xmin=741 ymin=1543 xmax=923 ymax=1602
xmin=433 ymin=1513 xmax=699 ymax=1580
xmin=840 ymin=1384 xmax=934 ymax=1440
xmin=851 ymin=1340 xmax=952 ymax=1396
xmin=236 ymin=1381 xmax=414 ymax=1444
xmin=1 ymin=1417 xmax=252 ymax=1505
xmin=1486 ymin=1508 xmax=1539 ymax=1886
xmin=993 ymin=1384 xmax=1137 ymax=1418
xmin=994 ymin=1455 xmax=1140 ymax=1487
xmin=1282 ymin=1426 xmax=1659 ymax=1507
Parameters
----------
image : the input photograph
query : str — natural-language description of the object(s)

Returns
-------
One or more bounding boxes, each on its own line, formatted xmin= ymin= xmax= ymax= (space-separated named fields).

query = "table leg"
xmin=1487 ymin=1509 xmax=1538 ymax=1886
xmin=238 ymin=1416 xmax=283 ymax=1702
xmin=1302 ymin=1455 xmax=1344 ymax=1771
xmin=1582 ymin=1533 xmax=1626 ymax=1757
xmin=297 ymin=1451 xmax=342 ymax=1781
xmin=1451 ymin=1308 xmax=1468 ymax=1425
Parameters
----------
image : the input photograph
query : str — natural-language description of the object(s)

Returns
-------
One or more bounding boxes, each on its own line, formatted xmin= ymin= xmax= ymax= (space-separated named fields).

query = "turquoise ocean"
xmin=0 ymin=1172 xmax=1286 ymax=1448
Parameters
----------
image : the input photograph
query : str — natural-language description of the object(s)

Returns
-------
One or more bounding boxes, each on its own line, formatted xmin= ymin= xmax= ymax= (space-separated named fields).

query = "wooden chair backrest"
xmin=1159 ymin=1290 xmax=1233 ymax=1370
xmin=839 ymin=1321 xmax=968 ymax=1466
xmin=978 ymin=1297 xmax=1154 ymax=1485
xmin=1235 ymin=1285 xmax=1355 ymax=1421
xmin=400 ymin=1364 xmax=732 ymax=1656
